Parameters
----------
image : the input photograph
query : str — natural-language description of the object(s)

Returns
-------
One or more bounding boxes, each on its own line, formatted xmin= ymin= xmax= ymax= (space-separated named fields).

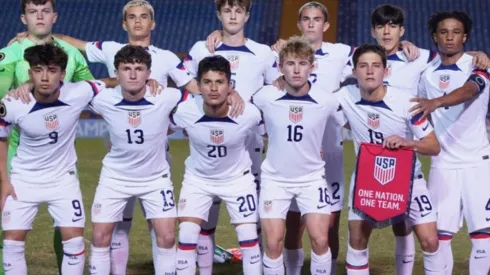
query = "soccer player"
xmin=409 ymin=11 xmax=490 ymax=275
xmin=0 ymin=44 xmax=103 ymax=275
xmin=180 ymin=0 xmax=279 ymax=273
xmin=172 ymin=56 xmax=262 ymax=275
xmin=336 ymin=44 xmax=445 ymax=275
xmin=251 ymin=36 xmax=339 ymax=275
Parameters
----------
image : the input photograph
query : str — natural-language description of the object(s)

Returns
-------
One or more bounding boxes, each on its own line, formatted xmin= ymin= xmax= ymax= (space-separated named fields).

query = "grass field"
xmin=21 ymin=139 xmax=473 ymax=275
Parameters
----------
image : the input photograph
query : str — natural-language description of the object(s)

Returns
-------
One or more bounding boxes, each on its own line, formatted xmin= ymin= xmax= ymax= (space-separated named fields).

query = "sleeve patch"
xmin=0 ymin=52 xmax=5 ymax=62
xmin=467 ymin=73 xmax=487 ymax=94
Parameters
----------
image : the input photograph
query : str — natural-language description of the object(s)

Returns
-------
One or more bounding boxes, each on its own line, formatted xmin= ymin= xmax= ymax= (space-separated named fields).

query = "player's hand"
xmin=272 ymin=76 xmax=286 ymax=90
xmin=147 ymin=79 xmax=164 ymax=96
xmin=409 ymin=97 xmax=440 ymax=120
xmin=206 ymin=30 xmax=223 ymax=53
xmin=400 ymin=40 xmax=420 ymax=62
xmin=6 ymin=83 xmax=33 ymax=104
xmin=1 ymin=181 xmax=17 ymax=211
xmin=7 ymin=32 xmax=28 ymax=46
xmin=227 ymin=89 xmax=245 ymax=118
xmin=471 ymin=51 xmax=490 ymax=70
xmin=383 ymin=135 xmax=414 ymax=150
xmin=271 ymin=39 xmax=287 ymax=53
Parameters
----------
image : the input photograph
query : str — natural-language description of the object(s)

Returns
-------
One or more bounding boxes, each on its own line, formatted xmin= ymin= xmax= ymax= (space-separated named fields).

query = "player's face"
xmin=280 ymin=54 xmax=315 ymax=89
xmin=371 ymin=23 xmax=404 ymax=54
xmin=116 ymin=63 xmax=151 ymax=94
xmin=353 ymin=52 xmax=386 ymax=91
xmin=297 ymin=8 xmax=329 ymax=44
xmin=21 ymin=2 xmax=57 ymax=37
xmin=432 ymin=18 xmax=467 ymax=56
xmin=199 ymin=71 xmax=231 ymax=107
xmin=29 ymin=65 xmax=65 ymax=96
xmin=217 ymin=4 xmax=249 ymax=35
xmin=123 ymin=6 xmax=155 ymax=38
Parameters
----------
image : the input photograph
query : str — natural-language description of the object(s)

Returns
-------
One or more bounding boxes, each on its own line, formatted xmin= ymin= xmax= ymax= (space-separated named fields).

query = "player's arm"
xmin=54 ymin=34 xmax=87 ymax=53
xmin=466 ymin=51 xmax=490 ymax=70
xmin=0 ymin=101 xmax=16 ymax=208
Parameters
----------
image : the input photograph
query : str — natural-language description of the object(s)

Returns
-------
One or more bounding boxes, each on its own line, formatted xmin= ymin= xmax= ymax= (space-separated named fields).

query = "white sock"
xmin=176 ymin=222 xmax=201 ymax=275
xmin=438 ymin=232 xmax=453 ymax=275
xmin=284 ymin=248 xmax=304 ymax=275
xmin=236 ymin=224 xmax=261 ymax=275
xmin=89 ymin=245 xmax=111 ymax=275
xmin=3 ymin=240 xmax=27 ymax=275
xmin=197 ymin=228 xmax=215 ymax=275
xmin=311 ymin=249 xmax=332 ymax=275
xmin=155 ymin=245 xmax=176 ymax=275
xmin=61 ymin=236 xmax=85 ymax=275
xmin=346 ymin=245 xmax=369 ymax=275
xmin=395 ymin=233 xmax=415 ymax=275
xmin=423 ymin=247 xmax=446 ymax=275
xmin=469 ymin=231 xmax=490 ymax=275
xmin=110 ymin=219 xmax=132 ymax=275
xmin=331 ymin=258 xmax=337 ymax=275
xmin=263 ymin=253 xmax=284 ymax=275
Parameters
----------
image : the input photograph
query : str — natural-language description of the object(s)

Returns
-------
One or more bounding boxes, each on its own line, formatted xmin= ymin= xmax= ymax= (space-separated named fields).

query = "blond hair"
xmin=122 ymin=0 xmax=155 ymax=21
xmin=279 ymin=36 xmax=315 ymax=65
xmin=298 ymin=1 xmax=329 ymax=22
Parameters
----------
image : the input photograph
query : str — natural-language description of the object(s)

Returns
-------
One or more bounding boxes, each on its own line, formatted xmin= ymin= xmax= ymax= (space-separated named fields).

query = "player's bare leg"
xmin=197 ymin=200 xmax=220 ymax=275
xmin=176 ymin=217 xmax=204 ymax=275
xmin=151 ymin=217 xmax=177 ymax=275
xmin=303 ymin=212 xmax=332 ymax=274
xmin=392 ymin=221 xmax=415 ymax=275
xmin=3 ymin=230 xmax=28 ymax=274
xmin=412 ymin=222 xmax=446 ymax=274
xmin=262 ymin=218 xmax=286 ymax=275
xmin=90 ymin=222 xmax=117 ymax=275
xmin=284 ymin=211 xmax=305 ymax=275
xmin=110 ymin=198 xmax=135 ymax=275
xmin=346 ymin=220 xmax=372 ymax=275
xmin=58 ymin=227 xmax=86 ymax=275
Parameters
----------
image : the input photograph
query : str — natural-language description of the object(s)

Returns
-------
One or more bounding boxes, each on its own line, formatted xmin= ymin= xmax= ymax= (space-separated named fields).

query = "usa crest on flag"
xmin=289 ymin=106 xmax=303 ymax=123
xmin=44 ymin=114 xmax=59 ymax=130
xmin=374 ymin=156 xmax=396 ymax=185
xmin=367 ymin=113 xmax=380 ymax=129
xmin=210 ymin=129 xmax=224 ymax=144
xmin=128 ymin=111 xmax=141 ymax=128
xmin=439 ymin=74 xmax=450 ymax=90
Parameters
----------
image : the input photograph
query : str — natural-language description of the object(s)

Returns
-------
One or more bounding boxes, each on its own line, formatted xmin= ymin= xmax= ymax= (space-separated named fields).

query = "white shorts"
xmin=91 ymin=174 xmax=176 ymax=223
xmin=428 ymin=164 xmax=490 ymax=233
xmin=2 ymin=173 xmax=85 ymax=230
xmin=259 ymin=178 xmax=331 ymax=219
xmin=178 ymin=172 xmax=258 ymax=224
xmin=322 ymin=116 xmax=345 ymax=212
xmin=348 ymin=174 xmax=437 ymax=227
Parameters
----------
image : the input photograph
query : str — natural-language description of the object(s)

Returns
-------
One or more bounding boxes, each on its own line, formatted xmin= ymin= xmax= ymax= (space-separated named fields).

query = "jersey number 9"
xmin=48 ymin=131 xmax=58 ymax=144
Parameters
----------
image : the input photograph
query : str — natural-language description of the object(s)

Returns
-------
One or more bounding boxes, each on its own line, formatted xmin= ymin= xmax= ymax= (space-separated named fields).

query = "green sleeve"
xmin=0 ymin=48 xmax=19 ymax=98
xmin=71 ymin=50 xmax=94 ymax=81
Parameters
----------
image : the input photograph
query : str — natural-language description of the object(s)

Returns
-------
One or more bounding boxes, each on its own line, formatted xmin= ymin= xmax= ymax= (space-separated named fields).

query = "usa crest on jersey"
xmin=210 ymin=129 xmax=224 ymax=144
xmin=374 ymin=156 xmax=396 ymax=185
xmin=45 ymin=114 xmax=59 ymax=130
xmin=128 ymin=111 xmax=141 ymax=128
xmin=367 ymin=113 xmax=380 ymax=129
xmin=439 ymin=75 xmax=450 ymax=90
xmin=227 ymin=55 xmax=240 ymax=71
xmin=289 ymin=106 xmax=303 ymax=123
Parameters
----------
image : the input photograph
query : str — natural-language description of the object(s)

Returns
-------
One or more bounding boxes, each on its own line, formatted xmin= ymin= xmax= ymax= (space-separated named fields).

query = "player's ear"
xmin=431 ymin=32 xmax=437 ymax=44
xmin=60 ymin=70 xmax=66 ymax=80
xmin=244 ymin=12 xmax=250 ymax=23
xmin=52 ymin=12 xmax=58 ymax=24
xmin=322 ymin=21 xmax=330 ymax=33
xmin=20 ymin=14 xmax=27 ymax=26
xmin=216 ymin=11 xmax=222 ymax=22
xmin=122 ymin=20 xmax=128 ymax=32
xmin=400 ymin=26 xmax=405 ymax=37
xmin=463 ymin=33 xmax=467 ymax=43
xmin=151 ymin=21 xmax=156 ymax=31
xmin=371 ymin=27 xmax=376 ymax=39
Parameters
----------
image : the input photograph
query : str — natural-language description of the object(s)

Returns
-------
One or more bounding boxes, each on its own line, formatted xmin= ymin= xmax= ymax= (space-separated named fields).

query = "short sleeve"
xmin=466 ymin=69 xmax=489 ymax=95
xmin=408 ymin=106 xmax=433 ymax=139
xmin=165 ymin=51 xmax=193 ymax=87
xmin=0 ymin=100 xmax=14 ymax=138
xmin=85 ymin=41 xmax=107 ymax=63
xmin=264 ymin=49 xmax=281 ymax=84
xmin=179 ymin=42 xmax=203 ymax=78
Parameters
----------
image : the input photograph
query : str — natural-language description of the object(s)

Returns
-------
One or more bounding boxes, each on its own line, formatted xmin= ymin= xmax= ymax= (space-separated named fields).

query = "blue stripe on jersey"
xmin=216 ymin=44 xmax=255 ymax=55
xmin=275 ymin=92 xmax=317 ymax=104
xmin=410 ymin=112 xmax=424 ymax=125
xmin=86 ymin=81 xmax=99 ymax=97
xmin=95 ymin=41 xmax=104 ymax=50
xmin=29 ymin=100 xmax=69 ymax=114
xmin=387 ymin=54 xmax=404 ymax=62
xmin=355 ymin=98 xmax=392 ymax=111
xmin=348 ymin=46 xmax=355 ymax=57
xmin=115 ymin=98 xmax=154 ymax=106
xmin=315 ymin=48 xmax=328 ymax=56
xmin=195 ymin=115 xmax=237 ymax=124
xmin=435 ymin=63 xmax=461 ymax=71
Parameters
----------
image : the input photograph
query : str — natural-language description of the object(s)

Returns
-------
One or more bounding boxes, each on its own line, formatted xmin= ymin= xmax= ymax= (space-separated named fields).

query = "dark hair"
xmin=428 ymin=11 xmax=473 ymax=42
xmin=21 ymin=0 xmax=55 ymax=14
xmin=24 ymin=44 xmax=67 ymax=71
xmin=352 ymin=44 xmax=387 ymax=68
xmin=197 ymin=56 xmax=231 ymax=82
xmin=215 ymin=0 xmax=252 ymax=12
xmin=114 ymin=45 xmax=151 ymax=70
xmin=371 ymin=4 xmax=404 ymax=28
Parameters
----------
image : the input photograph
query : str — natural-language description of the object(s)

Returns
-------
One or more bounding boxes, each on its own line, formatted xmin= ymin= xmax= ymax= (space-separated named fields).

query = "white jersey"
xmin=252 ymin=84 xmax=339 ymax=185
xmin=181 ymin=39 xmax=279 ymax=100
xmin=0 ymin=81 xmax=102 ymax=185
xmin=336 ymin=85 xmax=433 ymax=176
xmin=85 ymin=41 xmax=192 ymax=87
xmin=419 ymin=53 xmax=490 ymax=168
xmin=171 ymin=96 xmax=262 ymax=183
xmin=90 ymin=86 xmax=185 ymax=182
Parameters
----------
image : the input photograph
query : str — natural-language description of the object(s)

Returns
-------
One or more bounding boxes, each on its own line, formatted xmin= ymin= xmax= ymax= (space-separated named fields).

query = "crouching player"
xmin=173 ymin=56 xmax=262 ymax=275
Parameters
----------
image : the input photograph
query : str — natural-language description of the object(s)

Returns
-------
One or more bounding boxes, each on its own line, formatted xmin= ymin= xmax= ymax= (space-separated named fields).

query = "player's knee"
xmin=265 ymin=233 xmax=284 ymax=255
xmin=310 ymin=233 xmax=329 ymax=252
xmin=349 ymin=232 xmax=369 ymax=250
xmin=419 ymin=234 xmax=439 ymax=253
xmin=92 ymin=228 xmax=112 ymax=247
xmin=156 ymin=230 xmax=175 ymax=248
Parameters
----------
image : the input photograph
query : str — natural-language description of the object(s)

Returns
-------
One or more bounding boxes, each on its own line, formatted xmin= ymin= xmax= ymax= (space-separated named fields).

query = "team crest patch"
xmin=227 ymin=55 xmax=240 ymax=71
xmin=45 ymin=114 xmax=59 ymax=130
xmin=374 ymin=156 xmax=396 ymax=185
xmin=367 ymin=113 xmax=380 ymax=129
xmin=289 ymin=106 xmax=303 ymax=123
xmin=0 ymin=102 xmax=6 ymax=117
xmin=439 ymin=74 xmax=450 ymax=90
xmin=210 ymin=129 xmax=224 ymax=144
xmin=0 ymin=52 xmax=4 ymax=62
xmin=2 ymin=211 xmax=10 ymax=224
xmin=93 ymin=203 xmax=102 ymax=215
xmin=263 ymin=200 xmax=272 ymax=213
xmin=128 ymin=111 xmax=141 ymax=128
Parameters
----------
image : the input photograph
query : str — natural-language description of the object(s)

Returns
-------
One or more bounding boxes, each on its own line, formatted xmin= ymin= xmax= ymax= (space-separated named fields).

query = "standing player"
xmin=336 ymin=44 xmax=445 ymax=275
xmin=409 ymin=11 xmax=490 ymax=275
xmin=173 ymin=56 xmax=261 ymax=275
xmin=252 ymin=36 xmax=339 ymax=275
xmin=180 ymin=0 xmax=279 ymax=273
xmin=0 ymin=44 xmax=103 ymax=275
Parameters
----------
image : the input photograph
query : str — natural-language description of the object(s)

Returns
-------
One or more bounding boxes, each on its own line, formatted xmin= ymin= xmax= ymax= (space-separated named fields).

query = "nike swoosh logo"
xmin=421 ymin=212 xmax=431 ymax=217
xmin=243 ymin=212 xmax=254 ymax=217
xmin=250 ymin=260 xmax=260 ymax=264
xmin=486 ymin=217 xmax=490 ymax=222
xmin=197 ymin=252 xmax=209 ymax=255
xmin=177 ymin=267 xmax=189 ymax=271
xmin=68 ymin=262 xmax=80 ymax=265
xmin=317 ymin=205 xmax=328 ymax=209
xmin=474 ymin=256 xmax=487 ymax=259
xmin=422 ymin=124 xmax=429 ymax=131
xmin=162 ymin=207 xmax=173 ymax=212
xmin=72 ymin=218 xmax=83 ymax=222
xmin=330 ymin=201 xmax=340 ymax=206
xmin=402 ymin=260 xmax=413 ymax=264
